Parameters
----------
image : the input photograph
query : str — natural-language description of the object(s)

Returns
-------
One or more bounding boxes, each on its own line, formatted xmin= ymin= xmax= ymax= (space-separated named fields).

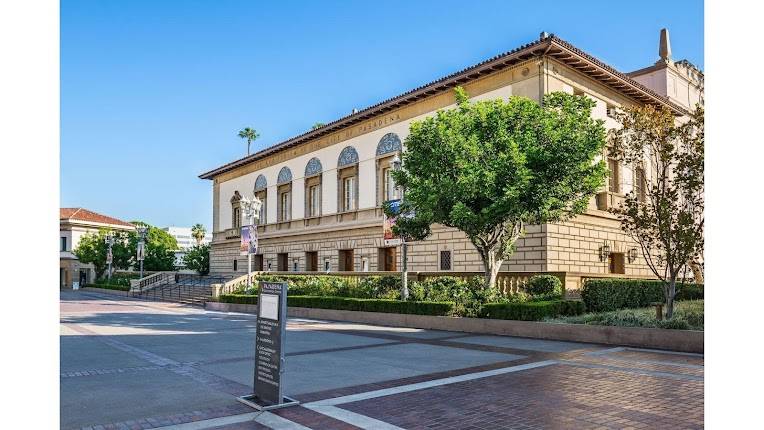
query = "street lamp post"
xmin=136 ymin=226 xmax=148 ymax=279
xmin=105 ymin=232 xmax=114 ymax=281
xmin=241 ymin=196 xmax=263 ymax=289
xmin=391 ymin=154 xmax=409 ymax=301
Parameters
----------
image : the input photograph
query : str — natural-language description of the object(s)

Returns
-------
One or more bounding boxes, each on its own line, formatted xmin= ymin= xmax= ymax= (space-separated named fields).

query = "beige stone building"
xmin=199 ymin=30 xmax=702 ymax=292
xmin=60 ymin=208 xmax=135 ymax=288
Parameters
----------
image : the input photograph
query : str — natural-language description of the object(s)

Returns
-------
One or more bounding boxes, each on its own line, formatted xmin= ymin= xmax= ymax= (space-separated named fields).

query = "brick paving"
xmin=340 ymin=361 xmax=703 ymax=429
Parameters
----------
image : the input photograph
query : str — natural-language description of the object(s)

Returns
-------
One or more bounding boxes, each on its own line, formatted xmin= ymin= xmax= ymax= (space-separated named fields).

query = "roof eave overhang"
xmin=199 ymin=36 xmax=687 ymax=180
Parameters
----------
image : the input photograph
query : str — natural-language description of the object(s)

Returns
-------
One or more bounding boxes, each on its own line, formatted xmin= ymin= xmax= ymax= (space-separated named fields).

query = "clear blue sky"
xmin=61 ymin=0 xmax=703 ymax=229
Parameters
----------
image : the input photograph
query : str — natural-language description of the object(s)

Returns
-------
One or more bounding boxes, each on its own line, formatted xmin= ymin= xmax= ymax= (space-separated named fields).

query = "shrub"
xmin=675 ymin=283 xmax=704 ymax=301
xmin=87 ymin=283 xmax=130 ymax=292
xmin=547 ymin=300 xmax=703 ymax=330
xmin=218 ymin=294 xmax=453 ymax=316
xmin=244 ymin=275 xmax=402 ymax=299
xmin=219 ymin=294 xmax=258 ymax=305
xmin=480 ymin=300 xmax=585 ymax=321
xmin=94 ymin=277 xmax=131 ymax=287
xmin=582 ymin=279 xmax=704 ymax=312
xmin=526 ymin=275 xmax=563 ymax=300
xmin=410 ymin=276 xmax=506 ymax=317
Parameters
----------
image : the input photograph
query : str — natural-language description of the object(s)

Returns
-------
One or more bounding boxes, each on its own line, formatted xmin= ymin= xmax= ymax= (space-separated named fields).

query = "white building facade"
xmin=200 ymin=31 xmax=702 ymax=292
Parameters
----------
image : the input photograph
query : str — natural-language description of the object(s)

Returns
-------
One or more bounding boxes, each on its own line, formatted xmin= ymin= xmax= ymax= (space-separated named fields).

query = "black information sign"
xmin=253 ymin=281 xmax=288 ymax=406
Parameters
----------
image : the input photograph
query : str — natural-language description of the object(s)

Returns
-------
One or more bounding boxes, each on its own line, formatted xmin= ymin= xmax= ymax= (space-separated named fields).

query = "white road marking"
xmin=306 ymin=359 xmax=557 ymax=407
xmin=151 ymin=410 xmax=313 ymax=430
xmin=304 ymin=405 xmax=404 ymax=430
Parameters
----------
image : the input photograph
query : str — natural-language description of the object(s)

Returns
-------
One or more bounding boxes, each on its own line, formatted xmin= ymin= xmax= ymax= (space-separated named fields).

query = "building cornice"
xmin=199 ymin=34 xmax=688 ymax=181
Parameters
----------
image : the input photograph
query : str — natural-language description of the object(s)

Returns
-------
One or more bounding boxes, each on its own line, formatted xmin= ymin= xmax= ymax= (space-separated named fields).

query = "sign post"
xmin=237 ymin=281 xmax=298 ymax=410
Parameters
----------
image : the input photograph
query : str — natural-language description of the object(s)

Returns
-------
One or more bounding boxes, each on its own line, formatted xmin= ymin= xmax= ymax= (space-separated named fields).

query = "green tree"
xmin=238 ymin=127 xmax=260 ymax=156
xmin=129 ymin=222 xmax=178 ymax=271
xmin=311 ymin=122 xmax=325 ymax=130
xmin=191 ymin=223 xmax=206 ymax=245
xmin=183 ymin=244 xmax=210 ymax=275
xmin=608 ymin=104 xmax=704 ymax=319
xmin=390 ymin=88 xmax=607 ymax=288
xmin=73 ymin=229 xmax=132 ymax=278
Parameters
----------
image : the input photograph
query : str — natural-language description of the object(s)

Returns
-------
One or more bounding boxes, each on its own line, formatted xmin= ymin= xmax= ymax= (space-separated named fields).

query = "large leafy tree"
xmin=73 ymin=229 xmax=133 ymax=278
xmin=238 ymin=127 xmax=260 ymax=156
xmin=129 ymin=222 xmax=178 ymax=272
xmin=183 ymin=244 xmax=210 ymax=275
xmin=609 ymin=104 xmax=704 ymax=319
xmin=391 ymin=88 xmax=607 ymax=288
xmin=191 ymin=223 xmax=207 ymax=245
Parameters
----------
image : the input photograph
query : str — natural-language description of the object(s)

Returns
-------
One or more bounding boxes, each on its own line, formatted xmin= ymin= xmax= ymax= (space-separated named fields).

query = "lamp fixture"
xmin=627 ymin=248 xmax=639 ymax=263
xmin=599 ymin=241 xmax=611 ymax=262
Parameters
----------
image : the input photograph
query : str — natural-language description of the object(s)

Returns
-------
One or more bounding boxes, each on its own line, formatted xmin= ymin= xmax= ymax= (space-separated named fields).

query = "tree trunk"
xmin=478 ymin=247 xmax=503 ymax=289
xmin=665 ymin=278 xmax=677 ymax=319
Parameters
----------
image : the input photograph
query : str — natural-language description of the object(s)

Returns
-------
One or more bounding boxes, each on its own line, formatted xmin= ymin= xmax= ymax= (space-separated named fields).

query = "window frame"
xmin=608 ymin=158 xmax=621 ymax=193
xmin=277 ymin=183 xmax=292 ymax=222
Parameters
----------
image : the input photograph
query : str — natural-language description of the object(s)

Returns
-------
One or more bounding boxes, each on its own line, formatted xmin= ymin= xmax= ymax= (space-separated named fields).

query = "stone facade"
xmin=202 ymin=31 xmax=700 ymax=291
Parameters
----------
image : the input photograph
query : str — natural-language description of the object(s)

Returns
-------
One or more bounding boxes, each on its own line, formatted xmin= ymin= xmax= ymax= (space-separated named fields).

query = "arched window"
xmin=253 ymin=175 xmax=267 ymax=225
xmin=304 ymin=158 xmax=323 ymax=219
xmin=376 ymin=133 xmax=402 ymax=156
xmin=337 ymin=147 xmax=359 ymax=213
xmin=276 ymin=167 xmax=293 ymax=222
xmin=338 ymin=146 xmax=359 ymax=167
xmin=376 ymin=133 xmax=402 ymax=205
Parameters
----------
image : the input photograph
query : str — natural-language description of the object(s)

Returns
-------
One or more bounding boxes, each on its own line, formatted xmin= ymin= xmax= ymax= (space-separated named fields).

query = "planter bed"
xmin=205 ymin=301 xmax=703 ymax=353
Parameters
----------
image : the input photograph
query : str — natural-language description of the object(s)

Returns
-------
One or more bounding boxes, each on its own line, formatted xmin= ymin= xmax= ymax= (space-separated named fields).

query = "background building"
xmin=162 ymin=226 xmax=212 ymax=268
xmin=60 ymin=208 xmax=135 ymax=288
xmin=199 ymin=30 xmax=702 ymax=292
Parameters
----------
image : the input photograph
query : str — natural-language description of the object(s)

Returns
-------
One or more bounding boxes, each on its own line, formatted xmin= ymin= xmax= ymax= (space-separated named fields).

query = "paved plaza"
xmin=61 ymin=291 xmax=703 ymax=430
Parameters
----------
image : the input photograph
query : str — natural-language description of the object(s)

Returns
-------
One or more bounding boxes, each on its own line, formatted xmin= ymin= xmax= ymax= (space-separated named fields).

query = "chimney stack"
xmin=659 ymin=28 xmax=672 ymax=62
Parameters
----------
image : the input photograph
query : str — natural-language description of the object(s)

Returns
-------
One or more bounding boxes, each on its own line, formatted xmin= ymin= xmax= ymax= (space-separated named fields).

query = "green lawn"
xmin=544 ymin=300 xmax=703 ymax=330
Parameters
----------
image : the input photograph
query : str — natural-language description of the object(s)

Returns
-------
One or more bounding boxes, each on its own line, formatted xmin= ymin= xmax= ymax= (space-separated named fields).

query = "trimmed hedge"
xmin=675 ymin=283 xmax=704 ymax=301
xmin=480 ymin=300 xmax=585 ymax=321
xmin=85 ymin=283 xmax=130 ymax=292
xmin=219 ymin=294 xmax=258 ymax=305
xmin=218 ymin=294 xmax=454 ymax=316
xmin=581 ymin=279 xmax=704 ymax=312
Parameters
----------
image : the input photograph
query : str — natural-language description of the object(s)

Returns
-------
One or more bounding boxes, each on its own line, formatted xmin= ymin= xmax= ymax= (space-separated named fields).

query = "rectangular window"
xmin=343 ymin=177 xmax=356 ymax=211
xmin=233 ymin=259 xmax=238 ymax=271
xmin=309 ymin=185 xmax=320 ymax=217
xmin=608 ymin=253 xmax=626 ymax=274
xmin=305 ymin=251 xmax=318 ymax=271
xmin=60 ymin=237 xmax=67 ymax=252
xmin=277 ymin=253 xmax=288 ymax=271
xmin=378 ymin=247 xmax=396 ymax=271
xmin=339 ymin=249 xmax=354 ymax=271
xmin=256 ymin=191 xmax=267 ymax=225
xmin=440 ymin=250 xmax=452 ymax=271
xmin=383 ymin=167 xmax=399 ymax=201
xmin=254 ymin=255 xmax=263 ymax=271
xmin=608 ymin=158 xmax=620 ymax=193
xmin=232 ymin=207 xmax=241 ymax=229
xmin=279 ymin=191 xmax=291 ymax=221
xmin=635 ymin=167 xmax=646 ymax=202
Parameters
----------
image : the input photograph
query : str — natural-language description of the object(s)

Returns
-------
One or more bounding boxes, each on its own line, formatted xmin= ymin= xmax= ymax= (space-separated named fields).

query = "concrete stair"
xmin=134 ymin=283 xmax=213 ymax=306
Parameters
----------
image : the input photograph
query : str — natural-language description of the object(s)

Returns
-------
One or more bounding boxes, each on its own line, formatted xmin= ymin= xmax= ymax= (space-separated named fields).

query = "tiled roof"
xmin=200 ymin=34 xmax=687 ymax=180
xmin=60 ymin=208 xmax=134 ymax=228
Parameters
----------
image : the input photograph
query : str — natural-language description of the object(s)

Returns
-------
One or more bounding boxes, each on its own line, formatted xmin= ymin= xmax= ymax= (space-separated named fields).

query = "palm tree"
xmin=191 ymin=223 xmax=206 ymax=245
xmin=238 ymin=127 xmax=260 ymax=156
